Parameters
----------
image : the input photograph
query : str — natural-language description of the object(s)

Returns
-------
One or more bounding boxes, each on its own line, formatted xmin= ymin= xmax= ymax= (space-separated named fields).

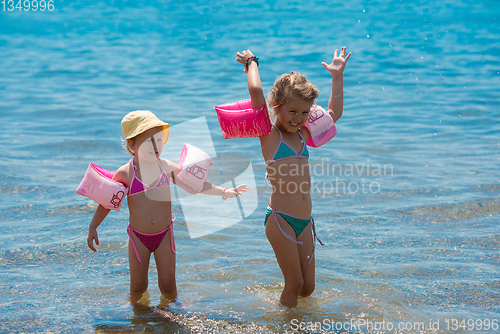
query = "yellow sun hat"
xmin=121 ymin=110 xmax=170 ymax=145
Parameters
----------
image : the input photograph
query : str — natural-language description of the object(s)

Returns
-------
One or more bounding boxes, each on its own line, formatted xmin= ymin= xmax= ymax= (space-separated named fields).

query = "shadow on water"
xmin=94 ymin=294 xmax=191 ymax=334
xmin=93 ymin=293 xmax=279 ymax=334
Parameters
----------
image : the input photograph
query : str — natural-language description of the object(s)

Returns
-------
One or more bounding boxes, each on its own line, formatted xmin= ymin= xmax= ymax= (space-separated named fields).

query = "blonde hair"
xmin=121 ymin=137 xmax=136 ymax=156
xmin=267 ymin=72 xmax=319 ymax=121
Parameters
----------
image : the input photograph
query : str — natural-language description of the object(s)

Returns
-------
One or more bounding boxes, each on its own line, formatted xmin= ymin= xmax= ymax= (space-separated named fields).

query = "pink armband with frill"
xmin=215 ymin=99 xmax=272 ymax=139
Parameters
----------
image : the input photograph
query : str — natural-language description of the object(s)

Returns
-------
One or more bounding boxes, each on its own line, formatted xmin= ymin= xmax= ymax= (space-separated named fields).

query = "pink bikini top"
xmin=129 ymin=159 xmax=171 ymax=196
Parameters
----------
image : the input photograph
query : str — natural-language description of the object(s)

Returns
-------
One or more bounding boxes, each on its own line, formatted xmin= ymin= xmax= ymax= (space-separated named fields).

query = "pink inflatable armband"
xmin=215 ymin=99 xmax=272 ymax=139
xmin=175 ymin=144 xmax=214 ymax=194
xmin=302 ymin=105 xmax=337 ymax=147
xmin=76 ymin=163 xmax=128 ymax=211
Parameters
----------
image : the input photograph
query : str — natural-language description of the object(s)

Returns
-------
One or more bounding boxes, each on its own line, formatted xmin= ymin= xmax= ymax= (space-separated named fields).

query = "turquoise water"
xmin=1 ymin=0 xmax=499 ymax=333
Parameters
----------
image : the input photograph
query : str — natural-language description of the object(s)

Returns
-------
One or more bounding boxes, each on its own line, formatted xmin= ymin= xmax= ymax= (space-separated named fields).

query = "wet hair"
xmin=267 ymin=72 xmax=319 ymax=121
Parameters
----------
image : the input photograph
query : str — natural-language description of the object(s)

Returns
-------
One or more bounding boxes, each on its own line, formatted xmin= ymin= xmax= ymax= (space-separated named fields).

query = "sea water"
xmin=0 ymin=0 xmax=499 ymax=333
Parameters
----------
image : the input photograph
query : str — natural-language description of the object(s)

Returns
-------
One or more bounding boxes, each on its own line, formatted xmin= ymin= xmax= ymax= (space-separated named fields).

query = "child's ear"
xmin=127 ymin=139 xmax=136 ymax=155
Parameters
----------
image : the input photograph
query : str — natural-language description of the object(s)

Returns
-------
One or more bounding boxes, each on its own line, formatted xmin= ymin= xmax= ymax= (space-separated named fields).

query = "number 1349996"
xmin=2 ymin=0 xmax=54 ymax=11
xmin=445 ymin=319 xmax=498 ymax=331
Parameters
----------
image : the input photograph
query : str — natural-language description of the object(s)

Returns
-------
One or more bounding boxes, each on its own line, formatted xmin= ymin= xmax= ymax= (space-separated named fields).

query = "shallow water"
xmin=1 ymin=0 xmax=499 ymax=333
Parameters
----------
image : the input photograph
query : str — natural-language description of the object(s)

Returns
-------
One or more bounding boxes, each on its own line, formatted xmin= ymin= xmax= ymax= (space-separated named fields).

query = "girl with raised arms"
xmin=234 ymin=47 xmax=350 ymax=307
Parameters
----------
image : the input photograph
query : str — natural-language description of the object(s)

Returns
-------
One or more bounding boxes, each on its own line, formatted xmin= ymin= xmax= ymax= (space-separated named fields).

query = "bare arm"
xmin=200 ymin=182 xmax=247 ymax=198
xmin=236 ymin=50 xmax=266 ymax=109
xmin=87 ymin=166 xmax=129 ymax=252
xmin=328 ymin=74 xmax=344 ymax=123
xmin=167 ymin=159 xmax=247 ymax=198
xmin=87 ymin=205 xmax=111 ymax=252
xmin=321 ymin=47 xmax=351 ymax=122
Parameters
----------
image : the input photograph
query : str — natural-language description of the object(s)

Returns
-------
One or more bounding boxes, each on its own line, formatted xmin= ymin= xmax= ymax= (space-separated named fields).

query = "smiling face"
xmin=273 ymin=95 xmax=313 ymax=132
xmin=128 ymin=126 xmax=165 ymax=161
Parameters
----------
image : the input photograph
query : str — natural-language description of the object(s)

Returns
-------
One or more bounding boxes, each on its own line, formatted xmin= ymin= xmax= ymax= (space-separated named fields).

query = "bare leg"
xmin=265 ymin=214 xmax=304 ymax=308
xmin=154 ymin=227 xmax=177 ymax=300
xmin=296 ymin=223 xmax=315 ymax=297
xmin=128 ymin=233 xmax=151 ymax=304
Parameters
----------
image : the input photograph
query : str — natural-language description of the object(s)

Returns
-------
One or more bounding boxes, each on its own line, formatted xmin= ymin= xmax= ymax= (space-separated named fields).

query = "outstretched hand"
xmin=225 ymin=184 xmax=248 ymax=198
xmin=236 ymin=50 xmax=255 ymax=73
xmin=321 ymin=46 xmax=351 ymax=76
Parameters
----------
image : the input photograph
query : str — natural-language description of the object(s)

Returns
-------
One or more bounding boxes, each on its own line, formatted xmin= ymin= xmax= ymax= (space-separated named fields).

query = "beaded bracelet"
xmin=245 ymin=56 xmax=259 ymax=71
xmin=222 ymin=187 xmax=228 ymax=200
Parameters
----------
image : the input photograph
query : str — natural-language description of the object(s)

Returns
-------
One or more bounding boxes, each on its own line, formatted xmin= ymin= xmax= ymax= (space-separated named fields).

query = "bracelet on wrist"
xmin=222 ymin=187 xmax=228 ymax=200
xmin=245 ymin=56 xmax=259 ymax=71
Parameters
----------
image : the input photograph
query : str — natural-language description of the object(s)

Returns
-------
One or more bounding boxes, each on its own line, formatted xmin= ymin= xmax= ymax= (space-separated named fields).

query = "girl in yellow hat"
xmin=86 ymin=110 xmax=247 ymax=304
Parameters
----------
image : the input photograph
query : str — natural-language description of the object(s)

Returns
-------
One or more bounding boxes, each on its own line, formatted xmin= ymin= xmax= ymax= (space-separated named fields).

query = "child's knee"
xmin=130 ymin=281 xmax=148 ymax=294
xmin=159 ymin=279 xmax=177 ymax=295
xmin=286 ymin=276 xmax=304 ymax=293
xmin=299 ymin=281 xmax=315 ymax=297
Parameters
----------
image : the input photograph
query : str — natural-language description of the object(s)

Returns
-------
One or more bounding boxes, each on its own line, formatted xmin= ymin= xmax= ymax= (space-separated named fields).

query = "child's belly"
xmin=128 ymin=192 xmax=173 ymax=233
xmin=267 ymin=159 xmax=312 ymax=216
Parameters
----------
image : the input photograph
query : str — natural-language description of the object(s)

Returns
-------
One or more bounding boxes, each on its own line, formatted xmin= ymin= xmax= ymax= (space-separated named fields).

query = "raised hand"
xmin=236 ymin=50 xmax=255 ymax=73
xmin=321 ymin=46 xmax=351 ymax=76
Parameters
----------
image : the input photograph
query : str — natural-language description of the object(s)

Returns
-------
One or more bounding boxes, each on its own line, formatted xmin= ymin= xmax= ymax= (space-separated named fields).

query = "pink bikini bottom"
xmin=127 ymin=215 xmax=176 ymax=263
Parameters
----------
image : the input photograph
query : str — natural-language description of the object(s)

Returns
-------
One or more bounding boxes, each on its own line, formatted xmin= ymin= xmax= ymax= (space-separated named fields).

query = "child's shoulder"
xmin=115 ymin=161 xmax=132 ymax=173
xmin=259 ymin=125 xmax=280 ymax=145
xmin=259 ymin=126 xmax=281 ymax=159
xmin=158 ymin=158 xmax=181 ymax=174
xmin=113 ymin=162 xmax=133 ymax=186
xmin=298 ymin=127 xmax=311 ymax=144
